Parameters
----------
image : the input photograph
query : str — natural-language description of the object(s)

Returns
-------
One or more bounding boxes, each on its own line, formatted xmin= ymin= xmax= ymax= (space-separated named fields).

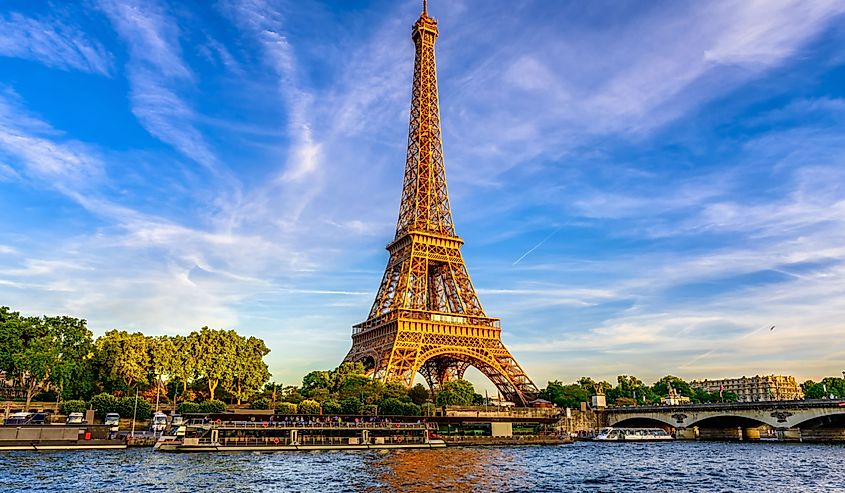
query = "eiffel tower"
xmin=343 ymin=1 xmax=538 ymax=406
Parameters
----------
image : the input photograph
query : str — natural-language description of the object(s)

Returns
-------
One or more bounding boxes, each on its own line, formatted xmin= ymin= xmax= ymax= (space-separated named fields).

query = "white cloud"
xmin=98 ymin=0 xmax=221 ymax=172
xmin=0 ymin=12 xmax=112 ymax=75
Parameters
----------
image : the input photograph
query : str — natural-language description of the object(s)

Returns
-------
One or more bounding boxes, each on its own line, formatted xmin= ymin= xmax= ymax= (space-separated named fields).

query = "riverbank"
xmin=443 ymin=435 xmax=571 ymax=447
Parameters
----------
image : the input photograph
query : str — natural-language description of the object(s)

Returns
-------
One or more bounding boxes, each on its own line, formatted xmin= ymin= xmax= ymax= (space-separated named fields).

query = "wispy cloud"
xmin=0 ymin=89 xmax=103 ymax=190
xmin=97 ymin=0 xmax=220 ymax=172
xmin=0 ymin=12 xmax=112 ymax=75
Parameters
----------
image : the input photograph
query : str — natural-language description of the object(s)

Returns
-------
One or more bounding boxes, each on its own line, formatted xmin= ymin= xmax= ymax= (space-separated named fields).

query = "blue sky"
xmin=2 ymin=0 xmax=845 ymax=392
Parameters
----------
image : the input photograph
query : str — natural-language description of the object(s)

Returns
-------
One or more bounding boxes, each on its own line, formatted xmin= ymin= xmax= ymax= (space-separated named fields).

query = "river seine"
xmin=1 ymin=441 xmax=843 ymax=492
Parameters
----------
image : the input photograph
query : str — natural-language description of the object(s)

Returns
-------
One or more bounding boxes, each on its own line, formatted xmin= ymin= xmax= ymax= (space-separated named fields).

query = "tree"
xmin=276 ymin=402 xmax=297 ymax=414
xmin=299 ymin=399 xmax=321 ymax=414
xmin=223 ymin=335 xmax=270 ymax=405
xmin=383 ymin=382 xmax=411 ymax=401
xmin=435 ymin=379 xmax=475 ymax=406
xmin=652 ymin=375 xmax=693 ymax=399
xmin=340 ymin=397 xmax=362 ymax=415
xmin=192 ymin=327 xmax=238 ymax=401
xmin=301 ymin=370 xmax=332 ymax=396
xmin=170 ymin=334 xmax=196 ymax=399
xmin=421 ymin=402 xmax=436 ymax=416
xmin=322 ymin=399 xmax=342 ymax=414
xmin=265 ymin=381 xmax=283 ymax=409
xmin=408 ymin=383 xmax=430 ymax=405
xmin=540 ymin=380 xmax=589 ymax=409
xmin=0 ymin=309 xmax=95 ymax=407
xmin=149 ymin=335 xmax=178 ymax=406
xmin=330 ymin=362 xmax=367 ymax=392
xmin=94 ymin=330 xmax=151 ymax=390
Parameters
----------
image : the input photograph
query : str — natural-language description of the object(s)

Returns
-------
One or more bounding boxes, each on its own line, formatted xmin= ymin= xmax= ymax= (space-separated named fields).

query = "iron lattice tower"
xmin=343 ymin=2 xmax=538 ymax=406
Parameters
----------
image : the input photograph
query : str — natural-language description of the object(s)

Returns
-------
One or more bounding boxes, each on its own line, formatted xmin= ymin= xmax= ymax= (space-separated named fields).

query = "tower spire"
xmin=423 ymin=0 xmax=427 ymax=15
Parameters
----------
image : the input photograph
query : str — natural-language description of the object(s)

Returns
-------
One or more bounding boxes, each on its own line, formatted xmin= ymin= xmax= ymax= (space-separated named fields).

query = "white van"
xmin=66 ymin=412 xmax=85 ymax=425
xmin=150 ymin=412 xmax=167 ymax=433
xmin=104 ymin=413 xmax=120 ymax=432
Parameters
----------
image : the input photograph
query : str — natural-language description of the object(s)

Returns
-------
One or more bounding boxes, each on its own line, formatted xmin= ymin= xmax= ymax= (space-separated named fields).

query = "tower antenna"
xmin=423 ymin=0 xmax=427 ymax=15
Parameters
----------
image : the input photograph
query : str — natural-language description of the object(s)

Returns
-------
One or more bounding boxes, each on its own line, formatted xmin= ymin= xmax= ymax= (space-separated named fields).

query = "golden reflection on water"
xmin=364 ymin=448 xmax=532 ymax=492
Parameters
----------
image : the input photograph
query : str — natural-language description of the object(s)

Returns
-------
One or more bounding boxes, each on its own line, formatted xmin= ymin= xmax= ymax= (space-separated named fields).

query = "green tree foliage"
xmin=321 ymin=399 xmax=342 ymax=414
xmin=380 ymin=398 xmax=421 ymax=416
xmin=540 ymin=380 xmax=590 ymax=408
xmin=340 ymin=397 xmax=362 ymax=415
xmin=421 ymin=402 xmax=436 ymax=416
xmin=60 ymin=400 xmax=87 ymax=414
xmin=408 ymin=383 xmax=430 ymax=405
xmin=0 ymin=308 xmax=95 ymax=407
xmin=90 ymin=392 xmax=119 ymax=417
xmin=301 ymin=370 xmax=332 ymax=396
xmin=178 ymin=401 xmax=202 ymax=414
xmin=298 ymin=399 xmax=321 ymax=414
xmin=149 ymin=335 xmax=178 ymax=404
xmin=114 ymin=395 xmax=152 ymax=420
xmin=191 ymin=328 xmax=235 ymax=401
xmin=435 ymin=379 xmax=475 ymax=406
xmin=198 ymin=399 xmax=227 ymax=413
xmin=276 ymin=402 xmax=298 ymax=414
xmin=802 ymin=378 xmax=845 ymax=399
xmin=615 ymin=397 xmax=637 ymax=406
xmin=251 ymin=397 xmax=270 ymax=410
xmin=383 ymin=382 xmax=412 ymax=401
xmin=223 ymin=336 xmax=271 ymax=405
xmin=94 ymin=330 xmax=151 ymax=390
xmin=652 ymin=375 xmax=693 ymax=399
xmin=330 ymin=362 xmax=367 ymax=392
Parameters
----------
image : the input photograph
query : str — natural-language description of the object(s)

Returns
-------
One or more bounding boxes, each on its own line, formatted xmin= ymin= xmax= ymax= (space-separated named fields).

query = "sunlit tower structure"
xmin=343 ymin=2 xmax=538 ymax=406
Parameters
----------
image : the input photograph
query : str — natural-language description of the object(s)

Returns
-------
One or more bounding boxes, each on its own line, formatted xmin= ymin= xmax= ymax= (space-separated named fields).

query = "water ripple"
xmin=0 ymin=442 xmax=843 ymax=492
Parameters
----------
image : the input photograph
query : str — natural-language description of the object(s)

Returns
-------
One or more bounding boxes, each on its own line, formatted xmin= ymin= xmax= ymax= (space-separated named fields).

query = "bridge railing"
xmin=606 ymin=399 xmax=845 ymax=413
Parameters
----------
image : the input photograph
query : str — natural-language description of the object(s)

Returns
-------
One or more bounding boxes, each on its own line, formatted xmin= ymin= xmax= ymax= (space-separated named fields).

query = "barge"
xmin=155 ymin=418 xmax=445 ymax=452
xmin=0 ymin=424 xmax=126 ymax=451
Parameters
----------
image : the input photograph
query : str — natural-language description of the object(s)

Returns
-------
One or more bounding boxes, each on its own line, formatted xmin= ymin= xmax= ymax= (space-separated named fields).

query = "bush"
xmin=60 ymin=400 xmax=87 ymax=415
xmin=380 ymin=398 xmax=421 ymax=416
xmin=198 ymin=400 xmax=226 ymax=414
xmin=400 ymin=402 xmax=421 ymax=416
xmin=378 ymin=397 xmax=406 ymax=415
xmin=298 ymin=399 xmax=321 ymax=415
xmin=340 ymin=397 xmax=362 ymax=415
xmin=112 ymin=396 xmax=152 ymax=420
xmin=276 ymin=402 xmax=297 ymax=414
xmin=178 ymin=401 xmax=201 ymax=414
xmin=251 ymin=397 xmax=270 ymax=410
xmin=321 ymin=399 xmax=342 ymax=415
xmin=90 ymin=393 xmax=118 ymax=417
xmin=421 ymin=402 xmax=436 ymax=416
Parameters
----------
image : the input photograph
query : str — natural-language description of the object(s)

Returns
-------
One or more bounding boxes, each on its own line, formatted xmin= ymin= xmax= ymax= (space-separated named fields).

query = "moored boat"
xmin=593 ymin=427 xmax=673 ymax=441
xmin=0 ymin=424 xmax=127 ymax=451
xmin=155 ymin=417 xmax=446 ymax=452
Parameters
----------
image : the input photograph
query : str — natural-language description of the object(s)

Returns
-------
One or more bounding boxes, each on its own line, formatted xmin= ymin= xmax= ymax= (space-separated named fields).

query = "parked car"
xmin=3 ymin=412 xmax=33 ymax=425
xmin=66 ymin=412 xmax=85 ymax=425
xmin=104 ymin=413 xmax=120 ymax=432
xmin=29 ymin=412 xmax=50 ymax=425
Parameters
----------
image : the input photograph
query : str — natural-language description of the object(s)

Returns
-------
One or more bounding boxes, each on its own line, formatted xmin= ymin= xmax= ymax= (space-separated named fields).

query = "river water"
xmin=1 ymin=441 xmax=843 ymax=492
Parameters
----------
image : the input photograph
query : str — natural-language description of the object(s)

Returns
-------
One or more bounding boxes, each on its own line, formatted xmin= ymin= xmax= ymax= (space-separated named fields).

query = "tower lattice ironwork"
xmin=343 ymin=2 xmax=538 ymax=406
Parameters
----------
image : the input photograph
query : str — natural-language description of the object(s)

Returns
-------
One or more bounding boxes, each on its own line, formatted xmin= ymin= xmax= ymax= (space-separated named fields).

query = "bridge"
xmin=602 ymin=399 xmax=845 ymax=441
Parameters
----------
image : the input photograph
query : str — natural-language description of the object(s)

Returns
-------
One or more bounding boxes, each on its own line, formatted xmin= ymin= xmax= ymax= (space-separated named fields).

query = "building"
xmin=691 ymin=375 xmax=805 ymax=402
